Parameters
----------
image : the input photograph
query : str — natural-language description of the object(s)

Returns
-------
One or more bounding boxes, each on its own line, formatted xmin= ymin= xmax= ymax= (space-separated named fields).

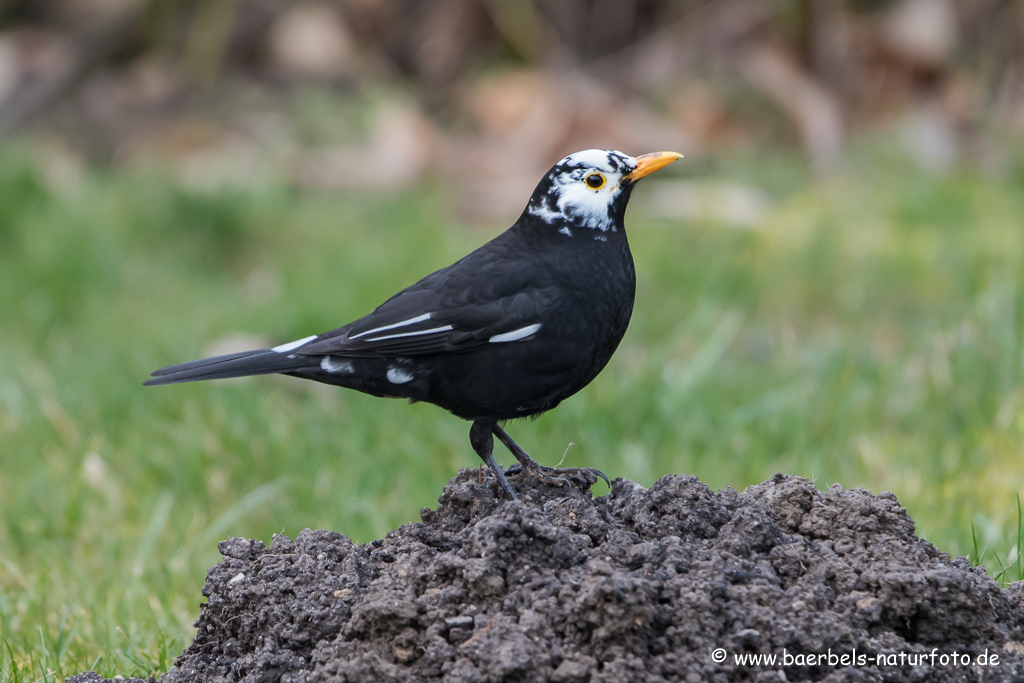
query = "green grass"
xmin=2 ymin=140 xmax=1024 ymax=679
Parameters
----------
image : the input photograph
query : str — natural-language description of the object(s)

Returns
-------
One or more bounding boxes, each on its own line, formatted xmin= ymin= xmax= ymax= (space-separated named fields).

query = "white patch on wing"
xmin=387 ymin=366 xmax=414 ymax=384
xmin=364 ymin=325 xmax=453 ymax=342
xmin=320 ymin=356 xmax=354 ymax=374
xmin=489 ymin=323 xmax=541 ymax=343
xmin=272 ymin=335 xmax=317 ymax=353
xmin=350 ymin=312 xmax=431 ymax=339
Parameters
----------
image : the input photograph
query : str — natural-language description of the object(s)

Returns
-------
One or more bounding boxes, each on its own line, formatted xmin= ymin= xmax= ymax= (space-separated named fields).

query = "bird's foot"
xmin=504 ymin=462 xmax=610 ymax=490
xmin=491 ymin=424 xmax=609 ymax=493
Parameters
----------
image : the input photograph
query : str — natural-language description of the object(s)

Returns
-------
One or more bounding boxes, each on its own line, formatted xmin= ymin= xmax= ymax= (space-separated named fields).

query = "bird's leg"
xmin=491 ymin=424 xmax=543 ymax=470
xmin=470 ymin=420 xmax=517 ymax=500
xmin=492 ymin=424 xmax=610 ymax=489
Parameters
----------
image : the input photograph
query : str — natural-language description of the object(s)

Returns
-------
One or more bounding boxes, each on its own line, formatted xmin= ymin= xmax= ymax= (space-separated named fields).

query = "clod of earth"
xmin=69 ymin=473 xmax=1024 ymax=682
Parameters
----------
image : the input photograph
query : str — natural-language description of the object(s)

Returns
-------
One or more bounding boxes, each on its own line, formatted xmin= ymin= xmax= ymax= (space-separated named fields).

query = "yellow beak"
xmin=624 ymin=151 xmax=683 ymax=183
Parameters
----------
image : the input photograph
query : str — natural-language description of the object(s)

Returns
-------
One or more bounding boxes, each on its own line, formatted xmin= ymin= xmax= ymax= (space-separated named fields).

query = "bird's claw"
xmin=504 ymin=463 xmax=610 ymax=490
xmin=589 ymin=467 xmax=611 ymax=488
xmin=504 ymin=462 xmax=572 ymax=488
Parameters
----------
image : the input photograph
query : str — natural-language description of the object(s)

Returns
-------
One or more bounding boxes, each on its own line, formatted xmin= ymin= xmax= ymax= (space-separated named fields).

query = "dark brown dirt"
xmin=70 ymin=472 xmax=1024 ymax=682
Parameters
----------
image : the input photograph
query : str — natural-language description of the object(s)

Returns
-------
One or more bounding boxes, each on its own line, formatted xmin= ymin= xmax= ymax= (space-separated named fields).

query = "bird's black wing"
xmin=299 ymin=240 xmax=557 ymax=358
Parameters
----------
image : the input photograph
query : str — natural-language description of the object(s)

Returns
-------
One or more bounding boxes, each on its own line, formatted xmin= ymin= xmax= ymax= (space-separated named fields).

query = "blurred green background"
xmin=2 ymin=0 xmax=1024 ymax=679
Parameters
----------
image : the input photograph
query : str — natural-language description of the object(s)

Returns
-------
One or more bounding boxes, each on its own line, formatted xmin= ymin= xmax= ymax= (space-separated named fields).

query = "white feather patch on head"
xmin=528 ymin=149 xmax=637 ymax=232
xmin=561 ymin=149 xmax=630 ymax=172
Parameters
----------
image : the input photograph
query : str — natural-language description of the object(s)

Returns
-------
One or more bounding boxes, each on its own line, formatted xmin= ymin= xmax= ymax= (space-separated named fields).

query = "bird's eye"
xmin=584 ymin=173 xmax=606 ymax=189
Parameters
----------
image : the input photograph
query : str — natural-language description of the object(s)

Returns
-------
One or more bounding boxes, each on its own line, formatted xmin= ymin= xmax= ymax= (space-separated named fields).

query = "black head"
xmin=523 ymin=149 xmax=682 ymax=236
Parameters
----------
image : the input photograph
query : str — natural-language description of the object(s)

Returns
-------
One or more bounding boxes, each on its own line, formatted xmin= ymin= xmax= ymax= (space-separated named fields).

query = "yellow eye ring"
xmin=584 ymin=173 xmax=606 ymax=190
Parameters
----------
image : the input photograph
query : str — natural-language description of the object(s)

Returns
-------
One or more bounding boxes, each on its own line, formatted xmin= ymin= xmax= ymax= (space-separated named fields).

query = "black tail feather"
xmin=144 ymin=348 xmax=317 ymax=386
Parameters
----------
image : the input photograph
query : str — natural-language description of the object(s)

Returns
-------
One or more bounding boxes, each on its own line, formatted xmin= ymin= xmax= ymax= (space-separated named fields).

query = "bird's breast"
xmin=551 ymin=238 xmax=635 ymax=327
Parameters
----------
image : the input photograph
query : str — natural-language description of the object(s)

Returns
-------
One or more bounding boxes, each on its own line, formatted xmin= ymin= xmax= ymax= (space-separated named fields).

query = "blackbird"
xmin=146 ymin=149 xmax=682 ymax=499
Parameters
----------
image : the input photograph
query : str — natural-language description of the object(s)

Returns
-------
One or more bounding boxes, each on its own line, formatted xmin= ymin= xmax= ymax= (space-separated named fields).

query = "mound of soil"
xmin=73 ymin=472 xmax=1024 ymax=682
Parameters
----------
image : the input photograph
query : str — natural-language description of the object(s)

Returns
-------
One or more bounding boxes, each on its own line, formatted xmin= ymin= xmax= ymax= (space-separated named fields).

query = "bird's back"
xmin=395 ymin=217 xmax=637 ymax=421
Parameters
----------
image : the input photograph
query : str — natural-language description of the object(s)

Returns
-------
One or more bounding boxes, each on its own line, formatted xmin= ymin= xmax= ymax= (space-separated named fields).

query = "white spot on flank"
xmin=272 ymin=335 xmax=317 ymax=353
xmin=321 ymin=356 xmax=354 ymax=374
xmin=559 ymin=226 xmax=572 ymax=237
xmin=489 ymin=323 xmax=541 ymax=343
xmin=364 ymin=325 xmax=452 ymax=342
xmin=387 ymin=366 xmax=414 ymax=384
xmin=350 ymin=313 xmax=431 ymax=339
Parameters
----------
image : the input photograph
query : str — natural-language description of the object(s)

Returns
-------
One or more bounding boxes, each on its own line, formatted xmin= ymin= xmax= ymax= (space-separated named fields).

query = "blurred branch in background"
xmin=0 ymin=0 xmax=147 ymax=136
xmin=0 ymin=0 xmax=1021 ymax=195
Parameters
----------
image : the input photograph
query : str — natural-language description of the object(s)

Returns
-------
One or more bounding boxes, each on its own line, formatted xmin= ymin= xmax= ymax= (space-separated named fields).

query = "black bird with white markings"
xmin=146 ymin=149 xmax=682 ymax=499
